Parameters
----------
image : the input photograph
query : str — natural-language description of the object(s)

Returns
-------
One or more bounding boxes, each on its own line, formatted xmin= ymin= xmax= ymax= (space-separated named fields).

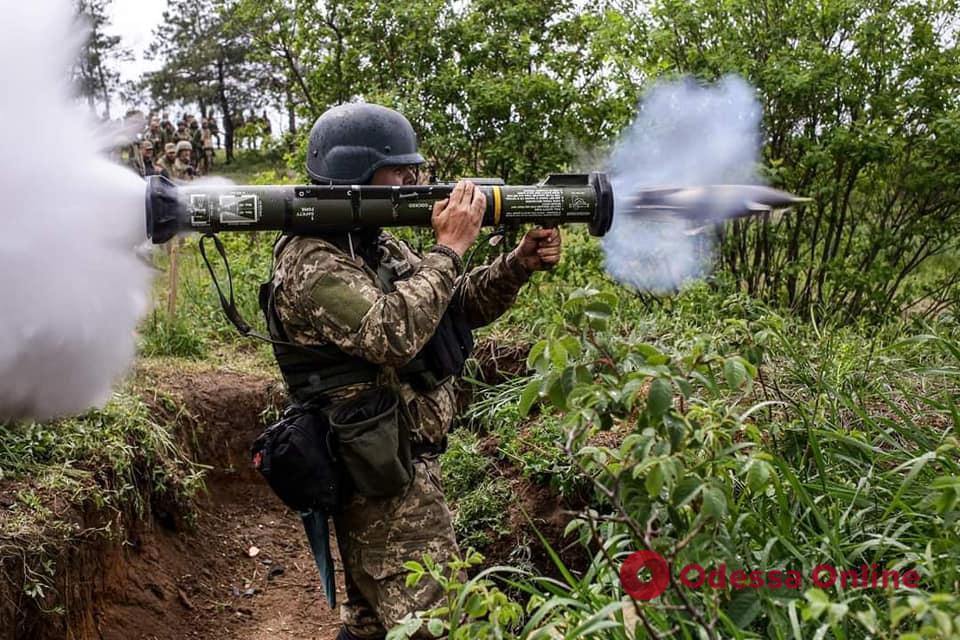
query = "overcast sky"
xmin=107 ymin=0 xmax=166 ymax=84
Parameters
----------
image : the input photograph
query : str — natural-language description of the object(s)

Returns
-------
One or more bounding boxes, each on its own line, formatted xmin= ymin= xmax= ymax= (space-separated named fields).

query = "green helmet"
xmin=306 ymin=103 xmax=425 ymax=185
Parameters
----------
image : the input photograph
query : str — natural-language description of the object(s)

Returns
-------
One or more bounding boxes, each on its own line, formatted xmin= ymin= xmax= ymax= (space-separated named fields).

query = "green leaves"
xmin=723 ymin=356 xmax=756 ymax=391
xmin=745 ymin=458 xmax=773 ymax=494
xmin=646 ymin=378 xmax=673 ymax=417
xmin=518 ymin=378 xmax=541 ymax=418
xmin=701 ymin=483 xmax=728 ymax=520
xmin=583 ymin=301 xmax=613 ymax=331
xmin=526 ymin=336 xmax=581 ymax=374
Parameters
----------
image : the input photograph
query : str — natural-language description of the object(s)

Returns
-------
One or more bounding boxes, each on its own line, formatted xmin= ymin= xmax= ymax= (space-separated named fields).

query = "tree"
xmin=643 ymin=0 xmax=960 ymax=319
xmin=230 ymin=0 xmax=319 ymax=138
xmin=145 ymin=0 xmax=259 ymax=162
xmin=73 ymin=0 xmax=128 ymax=118
xmin=256 ymin=0 xmax=636 ymax=182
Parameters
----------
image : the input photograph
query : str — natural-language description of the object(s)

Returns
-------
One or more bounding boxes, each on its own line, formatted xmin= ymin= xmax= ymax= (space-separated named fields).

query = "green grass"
xmin=441 ymin=431 xmax=512 ymax=550
xmin=209 ymin=146 xmax=295 ymax=184
xmin=138 ymin=232 xmax=278 ymax=368
xmin=9 ymin=146 xmax=960 ymax=636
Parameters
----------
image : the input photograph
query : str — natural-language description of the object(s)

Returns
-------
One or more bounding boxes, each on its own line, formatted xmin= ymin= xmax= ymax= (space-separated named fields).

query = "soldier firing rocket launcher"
xmin=144 ymin=173 xmax=806 ymax=244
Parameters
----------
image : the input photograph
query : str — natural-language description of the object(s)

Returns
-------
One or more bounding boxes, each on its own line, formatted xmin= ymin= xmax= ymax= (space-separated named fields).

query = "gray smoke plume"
xmin=0 ymin=2 xmax=152 ymax=421
xmin=603 ymin=75 xmax=762 ymax=291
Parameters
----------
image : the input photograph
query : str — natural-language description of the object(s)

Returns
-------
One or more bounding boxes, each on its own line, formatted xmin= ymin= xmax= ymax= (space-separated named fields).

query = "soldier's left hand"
xmin=512 ymin=227 xmax=562 ymax=272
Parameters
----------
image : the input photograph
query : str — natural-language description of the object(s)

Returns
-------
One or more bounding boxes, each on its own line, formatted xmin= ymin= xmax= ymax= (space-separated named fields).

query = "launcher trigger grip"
xmin=487 ymin=224 xmax=507 ymax=247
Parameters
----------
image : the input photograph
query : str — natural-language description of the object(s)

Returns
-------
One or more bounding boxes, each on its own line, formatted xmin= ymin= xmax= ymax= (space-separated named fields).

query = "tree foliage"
xmin=145 ymin=0 xmax=265 ymax=161
xmin=643 ymin=0 xmax=960 ymax=319
xmin=73 ymin=0 xmax=128 ymax=118
xmin=140 ymin=0 xmax=960 ymax=318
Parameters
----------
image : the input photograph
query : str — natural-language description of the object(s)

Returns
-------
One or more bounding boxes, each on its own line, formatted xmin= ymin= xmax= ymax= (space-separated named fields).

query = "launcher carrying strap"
xmin=198 ymin=233 xmax=256 ymax=337
xmin=196 ymin=232 xmax=433 ymax=381
xmin=198 ymin=233 xmax=324 ymax=355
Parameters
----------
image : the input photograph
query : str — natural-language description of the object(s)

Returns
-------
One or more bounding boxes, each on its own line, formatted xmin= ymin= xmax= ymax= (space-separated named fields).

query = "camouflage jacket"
xmin=272 ymin=234 xmax=531 ymax=443
xmin=171 ymin=159 xmax=193 ymax=181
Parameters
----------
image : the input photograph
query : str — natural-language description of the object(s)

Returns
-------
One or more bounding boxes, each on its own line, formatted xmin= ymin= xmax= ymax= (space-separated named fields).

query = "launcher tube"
xmin=146 ymin=173 xmax=614 ymax=244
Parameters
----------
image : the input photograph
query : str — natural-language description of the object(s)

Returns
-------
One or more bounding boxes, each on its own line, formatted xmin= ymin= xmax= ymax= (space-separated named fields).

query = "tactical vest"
xmin=260 ymin=235 xmax=473 ymax=407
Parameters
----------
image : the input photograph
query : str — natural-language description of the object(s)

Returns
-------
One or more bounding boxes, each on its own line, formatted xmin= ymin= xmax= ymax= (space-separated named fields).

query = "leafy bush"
xmin=442 ymin=431 xmax=512 ymax=550
xmin=398 ymin=288 xmax=960 ymax=639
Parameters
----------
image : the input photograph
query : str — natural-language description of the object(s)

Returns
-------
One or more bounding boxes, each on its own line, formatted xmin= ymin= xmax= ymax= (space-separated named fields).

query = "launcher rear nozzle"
xmin=145 ymin=174 xmax=184 ymax=244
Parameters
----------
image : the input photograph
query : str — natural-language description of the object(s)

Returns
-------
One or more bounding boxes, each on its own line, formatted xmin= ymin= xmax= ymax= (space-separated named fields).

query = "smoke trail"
xmin=0 ymin=2 xmax=152 ymax=421
xmin=603 ymin=75 xmax=762 ymax=291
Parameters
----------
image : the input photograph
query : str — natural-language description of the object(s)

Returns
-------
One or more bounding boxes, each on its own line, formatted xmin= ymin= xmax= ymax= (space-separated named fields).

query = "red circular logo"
xmin=620 ymin=550 xmax=670 ymax=600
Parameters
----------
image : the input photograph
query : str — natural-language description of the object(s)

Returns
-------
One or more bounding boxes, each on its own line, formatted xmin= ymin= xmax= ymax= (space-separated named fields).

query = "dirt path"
xmin=97 ymin=471 xmax=343 ymax=640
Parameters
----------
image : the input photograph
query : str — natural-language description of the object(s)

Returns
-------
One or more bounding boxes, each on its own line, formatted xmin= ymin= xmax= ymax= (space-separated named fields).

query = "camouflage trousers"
xmin=333 ymin=456 xmax=458 ymax=639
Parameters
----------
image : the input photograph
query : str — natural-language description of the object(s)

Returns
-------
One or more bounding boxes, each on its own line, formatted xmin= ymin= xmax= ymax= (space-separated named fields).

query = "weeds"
xmin=442 ymin=432 xmax=511 ymax=549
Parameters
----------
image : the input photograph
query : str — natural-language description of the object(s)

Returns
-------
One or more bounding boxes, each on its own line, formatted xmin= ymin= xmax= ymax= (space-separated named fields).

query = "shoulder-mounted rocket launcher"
xmin=144 ymin=173 xmax=806 ymax=343
xmin=145 ymin=173 xmax=614 ymax=244
xmin=144 ymin=173 xmax=805 ymax=244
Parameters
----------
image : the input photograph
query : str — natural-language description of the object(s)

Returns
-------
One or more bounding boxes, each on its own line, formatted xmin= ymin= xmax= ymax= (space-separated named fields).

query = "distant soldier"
xmin=161 ymin=120 xmax=177 ymax=147
xmin=129 ymin=140 xmax=162 ymax=177
xmin=171 ymin=140 xmax=196 ymax=181
xmin=207 ymin=116 xmax=221 ymax=148
xmin=155 ymin=142 xmax=178 ymax=178
xmin=190 ymin=119 xmax=203 ymax=163
xmin=200 ymin=120 xmax=215 ymax=175
xmin=127 ymin=141 xmax=145 ymax=175
xmin=146 ymin=118 xmax=163 ymax=150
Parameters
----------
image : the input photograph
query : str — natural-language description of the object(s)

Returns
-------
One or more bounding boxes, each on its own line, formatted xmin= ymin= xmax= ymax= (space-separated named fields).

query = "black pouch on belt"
xmin=326 ymin=387 xmax=413 ymax=498
xmin=251 ymin=408 xmax=346 ymax=513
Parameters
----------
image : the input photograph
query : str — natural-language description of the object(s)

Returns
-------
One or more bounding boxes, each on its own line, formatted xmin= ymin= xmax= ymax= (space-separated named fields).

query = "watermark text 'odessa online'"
xmin=619 ymin=551 xmax=921 ymax=600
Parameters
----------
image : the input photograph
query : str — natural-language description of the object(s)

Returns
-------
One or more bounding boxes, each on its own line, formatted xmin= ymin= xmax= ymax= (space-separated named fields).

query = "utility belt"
xmin=252 ymin=386 xmax=448 ymax=514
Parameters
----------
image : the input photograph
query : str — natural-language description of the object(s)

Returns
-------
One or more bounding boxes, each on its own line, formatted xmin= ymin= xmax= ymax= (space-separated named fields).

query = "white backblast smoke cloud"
xmin=603 ymin=75 xmax=762 ymax=291
xmin=0 ymin=2 xmax=152 ymax=421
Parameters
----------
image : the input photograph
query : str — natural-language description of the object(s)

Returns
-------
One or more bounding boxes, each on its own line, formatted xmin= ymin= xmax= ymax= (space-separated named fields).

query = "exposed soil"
xmin=1 ymin=366 xmax=344 ymax=640
xmin=471 ymin=435 xmax=585 ymax=578
xmin=94 ymin=472 xmax=343 ymax=640
xmin=99 ymin=366 xmax=344 ymax=640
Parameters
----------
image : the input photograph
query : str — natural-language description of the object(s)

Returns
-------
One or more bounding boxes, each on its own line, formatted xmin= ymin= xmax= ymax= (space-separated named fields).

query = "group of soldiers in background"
xmin=233 ymin=110 xmax=272 ymax=151
xmin=126 ymin=112 xmax=220 ymax=181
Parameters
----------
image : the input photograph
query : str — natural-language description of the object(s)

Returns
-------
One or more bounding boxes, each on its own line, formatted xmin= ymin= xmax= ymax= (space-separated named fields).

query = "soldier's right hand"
xmin=431 ymin=180 xmax=485 ymax=257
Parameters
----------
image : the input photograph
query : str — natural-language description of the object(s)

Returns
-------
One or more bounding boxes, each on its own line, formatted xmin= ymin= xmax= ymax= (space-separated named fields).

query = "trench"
xmin=2 ymin=354 xmax=580 ymax=640
xmin=1 ymin=368 xmax=343 ymax=640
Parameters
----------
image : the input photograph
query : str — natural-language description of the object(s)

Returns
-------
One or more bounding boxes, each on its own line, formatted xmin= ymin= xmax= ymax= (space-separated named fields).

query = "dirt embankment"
xmin=1 ymin=366 xmax=343 ymax=640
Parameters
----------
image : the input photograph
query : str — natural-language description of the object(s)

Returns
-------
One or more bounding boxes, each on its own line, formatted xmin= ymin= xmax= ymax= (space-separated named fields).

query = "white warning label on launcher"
xmin=219 ymin=194 xmax=260 ymax=225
